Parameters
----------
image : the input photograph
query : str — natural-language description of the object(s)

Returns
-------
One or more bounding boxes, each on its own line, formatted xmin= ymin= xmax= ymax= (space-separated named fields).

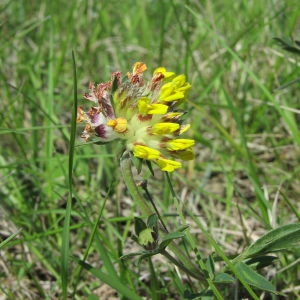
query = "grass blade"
xmin=0 ymin=228 xmax=22 ymax=249
xmin=78 ymin=260 xmax=142 ymax=300
xmin=61 ymin=50 xmax=78 ymax=299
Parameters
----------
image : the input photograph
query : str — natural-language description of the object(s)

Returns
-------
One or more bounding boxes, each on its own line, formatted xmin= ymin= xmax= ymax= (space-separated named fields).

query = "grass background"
xmin=1 ymin=0 xmax=300 ymax=299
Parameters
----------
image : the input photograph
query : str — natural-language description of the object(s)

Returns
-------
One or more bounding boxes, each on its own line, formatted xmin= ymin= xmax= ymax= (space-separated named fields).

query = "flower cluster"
xmin=77 ymin=62 xmax=195 ymax=172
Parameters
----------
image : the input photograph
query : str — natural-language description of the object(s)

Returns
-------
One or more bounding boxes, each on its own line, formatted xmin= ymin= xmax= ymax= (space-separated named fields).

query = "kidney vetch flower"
xmin=77 ymin=62 xmax=195 ymax=172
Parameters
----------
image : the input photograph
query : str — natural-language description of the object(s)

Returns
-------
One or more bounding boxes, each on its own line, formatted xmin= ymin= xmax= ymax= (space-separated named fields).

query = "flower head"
xmin=77 ymin=62 xmax=194 ymax=172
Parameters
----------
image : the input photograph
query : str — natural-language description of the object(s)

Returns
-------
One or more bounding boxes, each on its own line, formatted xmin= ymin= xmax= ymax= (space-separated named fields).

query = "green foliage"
xmin=234 ymin=262 xmax=277 ymax=294
xmin=78 ymin=260 xmax=142 ymax=300
xmin=241 ymin=223 xmax=300 ymax=259
xmin=274 ymin=37 xmax=300 ymax=55
xmin=0 ymin=229 xmax=22 ymax=250
xmin=1 ymin=0 xmax=300 ymax=299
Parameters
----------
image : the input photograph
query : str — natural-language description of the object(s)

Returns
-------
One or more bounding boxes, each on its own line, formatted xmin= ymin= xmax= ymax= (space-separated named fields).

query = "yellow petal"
xmin=107 ymin=117 xmax=127 ymax=133
xmin=138 ymin=97 xmax=168 ymax=114
xmin=147 ymin=104 xmax=169 ymax=114
xmin=173 ymin=74 xmax=186 ymax=85
xmin=151 ymin=122 xmax=180 ymax=135
xmin=155 ymin=158 xmax=182 ymax=172
xmin=133 ymin=145 xmax=160 ymax=160
xmin=158 ymin=82 xmax=185 ymax=102
xmin=172 ymin=75 xmax=191 ymax=92
xmin=153 ymin=67 xmax=175 ymax=78
xmin=159 ymin=82 xmax=173 ymax=97
xmin=159 ymin=92 xmax=185 ymax=102
xmin=172 ymin=149 xmax=195 ymax=160
xmin=77 ymin=107 xmax=86 ymax=123
xmin=107 ymin=119 xmax=117 ymax=127
xmin=179 ymin=124 xmax=191 ymax=135
xmin=132 ymin=62 xmax=147 ymax=74
xmin=162 ymin=112 xmax=184 ymax=122
xmin=166 ymin=139 xmax=195 ymax=151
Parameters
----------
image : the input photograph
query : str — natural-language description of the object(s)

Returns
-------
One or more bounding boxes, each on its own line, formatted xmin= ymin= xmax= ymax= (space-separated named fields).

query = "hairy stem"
xmin=120 ymin=154 xmax=204 ymax=281
xmin=161 ymin=249 xmax=204 ymax=280
xmin=139 ymin=180 xmax=169 ymax=233
xmin=120 ymin=154 xmax=153 ymax=216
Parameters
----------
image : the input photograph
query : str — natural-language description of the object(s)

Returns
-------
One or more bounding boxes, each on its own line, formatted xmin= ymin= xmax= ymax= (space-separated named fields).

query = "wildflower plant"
xmin=77 ymin=62 xmax=203 ymax=281
xmin=76 ymin=62 xmax=300 ymax=299
xmin=77 ymin=62 xmax=195 ymax=172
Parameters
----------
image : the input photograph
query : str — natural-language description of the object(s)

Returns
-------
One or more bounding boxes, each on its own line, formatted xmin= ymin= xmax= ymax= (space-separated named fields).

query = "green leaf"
xmin=138 ymin=250 xmax=160 ymax=262
xmin=147 ymin=214 xmax=158 ymax=228
xmin=121 ymin=248 xmax=161 ymax=261
xmin=145 ymin=159 xmax=154 ymax=176
xmin=120 ymin=251 xmax=147 ymax=260
xmin=136 ymin=157 xmax=143 ymax=174
xmin=235 ymin=262 xmax=277 ymax=294
xmin=183 ymin=289 xmax=214 ymax=299
xmin=0 ymin=228 xmax=22 ymax=249
xmin=205 ymin=255 xmax=215 ymax=278
xmin=111 ymin=73 xmax=119 ymax=93
xmin=176 ymin=224 xmax=190 ymax=232
xmin=275 ymin=76 xmax=300 ymax=90
xmin=134 ymin=217 xmax=147 ymax=236
xmin=274 ymin=37 xmax=300 ymax=55
xmin=213 ymin=273 xmax=235 ymax=284
xmin=138 ymin=228 xmax=155 ymax=246
xmin=245 ymin=255 xmax=278 ymax=269
xmin=159 ymin=231 xmax=185 ymax=249
xmin=242 ymin=223 xmax=300 ymax=259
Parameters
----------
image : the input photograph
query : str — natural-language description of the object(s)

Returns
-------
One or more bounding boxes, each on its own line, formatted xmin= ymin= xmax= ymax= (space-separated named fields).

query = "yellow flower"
xmin=166 ymin=139 xmax=195 ymax=151
xmin=159 ymin=83 xmax=185 ymax=102
xmin=151 ymin=123 xmax=180 ymax=135
xmin=153 ymin=67 xmax=175 ymax=79
xmin=138 ymin=97 xmax=168 ymax=115
xmin=77 ymin=62 xmax=195 ymax=172
xmin=156 ymin=158 xmax=182 ymax=172
xmin=158 ymin=75 xmax=191 ymax=102
xmin=171 ymin=148 xmax=195 ymax=161
xmin=133 ymin=145 xmax=161 ymax=160
xmin=107 ymin=117 xmax=128 ymax=133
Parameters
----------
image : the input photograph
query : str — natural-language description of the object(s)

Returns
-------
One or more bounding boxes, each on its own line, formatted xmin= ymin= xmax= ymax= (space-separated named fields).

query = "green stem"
xmin=120 ymin=154 xmax=204 ymax=281
xmin=161 ymin=249 xmax=204 ymax=280
xmin=120 ymin=154 xmax=153 ymax=216
xmin=148 ymin=258 xmax=159 ymax=300
xmin=140 ymin=180 xmax=169 ymax=233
